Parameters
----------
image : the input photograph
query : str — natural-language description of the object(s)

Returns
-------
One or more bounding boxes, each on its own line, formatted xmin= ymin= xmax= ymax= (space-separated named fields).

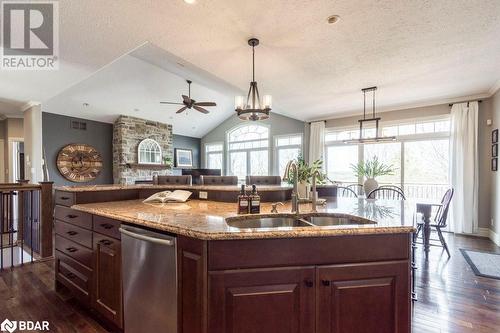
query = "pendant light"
xmin=235 ymin=38 xmax=272 ymax=121
xmin=343 ymin=86 xmax=397 ymax=144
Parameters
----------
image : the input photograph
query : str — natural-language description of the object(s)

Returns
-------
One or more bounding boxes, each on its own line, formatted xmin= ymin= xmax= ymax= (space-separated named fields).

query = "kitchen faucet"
xmin=311 ymin=170 xmax=321 ymax=212
xmin=283 ymin=160 xmax=300 ymax=214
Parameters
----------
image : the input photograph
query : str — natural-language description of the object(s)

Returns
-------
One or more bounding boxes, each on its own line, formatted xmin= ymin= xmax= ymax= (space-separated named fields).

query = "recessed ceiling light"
xmin=327 ymin=15 xmax=340 ymax=24
xmin=134 ymin=108 xmax=140 ymax=112
xmin=184 ymin=0 xmax=196 ymax=4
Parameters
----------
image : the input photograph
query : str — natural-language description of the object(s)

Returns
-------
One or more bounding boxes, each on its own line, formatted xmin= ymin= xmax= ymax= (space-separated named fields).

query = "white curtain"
xmin=450 ymin=101 xmax=479 ymax=234
xmin=309 ymin=121 xmax=325 ymax=165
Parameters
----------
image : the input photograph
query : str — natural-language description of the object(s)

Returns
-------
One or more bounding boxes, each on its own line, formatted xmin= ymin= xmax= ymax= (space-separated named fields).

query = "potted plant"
xmin=350 ymin=156 xmax=395 ymax=196
xmin=286 ymin=155 xmax=329 ymax=198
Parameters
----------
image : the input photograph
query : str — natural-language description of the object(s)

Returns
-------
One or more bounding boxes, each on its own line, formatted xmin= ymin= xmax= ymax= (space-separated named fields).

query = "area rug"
xmin=460 ymin=249 xmax=500 ymax=280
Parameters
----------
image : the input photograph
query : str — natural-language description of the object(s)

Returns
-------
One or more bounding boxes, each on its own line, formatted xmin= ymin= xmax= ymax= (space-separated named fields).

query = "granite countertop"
xmin=55 ymin=184 xmax=295 ymax=192
xmin=71 ymin=197 xmax=416 ymax=240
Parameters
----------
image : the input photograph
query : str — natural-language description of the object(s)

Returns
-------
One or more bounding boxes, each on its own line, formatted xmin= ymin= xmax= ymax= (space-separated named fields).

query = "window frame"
xmin=273 ymin=133 xmax=303 ymax=176
xmin=137 ymin=138 xmax=162 ymax=165
xmin=226 ymin=123 xmax=271 ymax=178
xmin=204 ymin=142 xmax=224 ymax=172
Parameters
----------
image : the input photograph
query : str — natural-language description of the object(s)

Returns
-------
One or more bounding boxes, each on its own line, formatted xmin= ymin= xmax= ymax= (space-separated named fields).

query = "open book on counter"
xmin=142 ymin=190 xmax=192 ymax=203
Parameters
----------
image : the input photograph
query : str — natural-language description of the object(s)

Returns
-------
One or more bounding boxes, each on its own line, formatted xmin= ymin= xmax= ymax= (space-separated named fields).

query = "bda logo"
xmin=0 ymin=319 xmax=17 ymax=333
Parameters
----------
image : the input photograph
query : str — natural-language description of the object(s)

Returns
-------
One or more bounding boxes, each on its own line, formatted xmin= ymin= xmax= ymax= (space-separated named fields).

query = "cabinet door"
xmin=209 ymin=267 xmax=315 ymax=333
xmin=317 ymin=261 xmax=410 ymax=333
xmin=93 ymin=232 xmax=123 ymax=329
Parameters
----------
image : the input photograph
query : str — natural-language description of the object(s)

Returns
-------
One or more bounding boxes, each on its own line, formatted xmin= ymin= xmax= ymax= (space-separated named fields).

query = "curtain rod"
xmin=448 ymin=99 xmax=482 ymax=107
xmin=307 ymin=120 xmax=327 ymax=124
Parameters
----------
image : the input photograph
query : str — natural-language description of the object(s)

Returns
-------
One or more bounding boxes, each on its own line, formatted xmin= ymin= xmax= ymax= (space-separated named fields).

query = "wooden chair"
xmin=379 ymin=185 xmax=405 ymax=193
xmin=336 ymin=186 xmax=358 ymax=198
xmin=415 ymin=188 xmax=454 ymax=257
xmin=367 ymin=187 xmax=406 ymax=200
xmin=346 ymin=184 xmax=364 ymax=196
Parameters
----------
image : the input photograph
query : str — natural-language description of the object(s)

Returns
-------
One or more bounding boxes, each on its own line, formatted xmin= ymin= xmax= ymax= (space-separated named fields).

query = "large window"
xmin=325 ymin=117 xmax=451 ymax=201
xmin=205 ymin=143 xmax=223 ymax=171
xmin=275 ymin=134 xmax=302 ymax=177
xmin=227 ymin=125 xmax=269 ymax=179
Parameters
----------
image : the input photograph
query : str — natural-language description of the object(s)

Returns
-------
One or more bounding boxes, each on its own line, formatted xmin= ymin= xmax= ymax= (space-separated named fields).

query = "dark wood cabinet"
xmin=208 ymin=267 xmax=315 ymax=333
xmin=316 ymin=261 xmax=410 ymax=333
xmin=93 ymin=233 xmax=123 ymax=329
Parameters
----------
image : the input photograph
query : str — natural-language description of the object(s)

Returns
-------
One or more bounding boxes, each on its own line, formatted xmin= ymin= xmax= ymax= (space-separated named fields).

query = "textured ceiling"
xmin=1 ymin=0 xmax=500 ymax=130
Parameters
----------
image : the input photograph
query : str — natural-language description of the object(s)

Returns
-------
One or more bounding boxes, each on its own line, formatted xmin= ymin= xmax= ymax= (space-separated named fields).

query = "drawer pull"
xmin=67 ymin=214 xmax=78 ymax=219
xmin=100 ymin=223 xmax=114 ymax=230
xmin=60 ymin=196 xmax=70 ymax=200
xmin=321 ymin=280 xmax=331 ymax=286
xmin=66 ymin=272 xmax=76 ymax=279
xmin=66 ymin=247 xmax=78 ymax=253
xmin=99 ymin=239 xmax=113 ymax=246
xmin=66 ymin=231 xmax=78 ymax=236
xmin=304 ymin=280 xmax=314 ymax=288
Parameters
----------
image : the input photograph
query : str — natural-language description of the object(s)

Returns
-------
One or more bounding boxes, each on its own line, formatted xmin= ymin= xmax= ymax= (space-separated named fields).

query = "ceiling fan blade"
xmin=176 ymin=106 xmax=188 ymax=114
xmin=194 ymin=102 xmax=217 ymax=107
xmin=193 ymin=105 xmax=210 ymax=114
xmin=160 ymin=101 xmax=184 ymax=105
xmin=182 ymin=95 xmax=191 ymax=104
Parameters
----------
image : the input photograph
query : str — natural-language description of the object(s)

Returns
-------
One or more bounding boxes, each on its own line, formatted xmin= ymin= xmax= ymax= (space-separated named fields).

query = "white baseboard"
xmin=489 ymin=229 xmax=500 ymax=246
xmin=477 ymin=228 xmax=490 ymax=238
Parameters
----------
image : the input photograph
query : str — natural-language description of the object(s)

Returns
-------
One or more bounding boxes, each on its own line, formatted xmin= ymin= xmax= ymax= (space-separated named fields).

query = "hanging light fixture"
xmin=235 ymin=38 xmax=272 ymax=121
xmin=343 ymin=86 xmax=397 ymax=144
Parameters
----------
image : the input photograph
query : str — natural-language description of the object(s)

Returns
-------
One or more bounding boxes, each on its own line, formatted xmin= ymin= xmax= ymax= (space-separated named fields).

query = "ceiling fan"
xmin=160 ymin=80 xmax=216 ymax=114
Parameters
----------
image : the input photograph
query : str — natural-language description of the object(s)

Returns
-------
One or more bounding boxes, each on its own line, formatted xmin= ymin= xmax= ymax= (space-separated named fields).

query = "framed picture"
xmin=492 ymin=129 xmax=498 ymax=144
xmin=492 ymin=158 xmax=498 ymax=172
xmin=493 ymin=144 xmax=498 ymax=158
xmin=175 ymin=148 xmax=193 ymax=168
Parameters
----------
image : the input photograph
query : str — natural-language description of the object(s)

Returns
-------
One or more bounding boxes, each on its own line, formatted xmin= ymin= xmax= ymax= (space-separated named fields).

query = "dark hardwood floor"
xmin=0 ymin=233 xmax=499 ymax=333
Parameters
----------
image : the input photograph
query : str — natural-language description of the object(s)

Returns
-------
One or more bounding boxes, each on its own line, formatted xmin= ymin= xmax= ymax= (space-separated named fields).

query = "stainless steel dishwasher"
xmin=120 ymin=225 xmax=177 ymax=333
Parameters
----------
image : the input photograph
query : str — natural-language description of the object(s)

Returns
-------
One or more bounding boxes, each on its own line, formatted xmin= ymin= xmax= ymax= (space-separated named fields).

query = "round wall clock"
xmin=56 ymin=144 xmax=103 ymax=182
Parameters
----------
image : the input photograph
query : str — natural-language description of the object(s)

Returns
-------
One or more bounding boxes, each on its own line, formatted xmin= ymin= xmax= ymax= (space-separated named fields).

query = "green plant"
xmin=350 ymin=156 xmax=395 ymax=179
xmin=286 ymin=155 xmax=329 ymax=185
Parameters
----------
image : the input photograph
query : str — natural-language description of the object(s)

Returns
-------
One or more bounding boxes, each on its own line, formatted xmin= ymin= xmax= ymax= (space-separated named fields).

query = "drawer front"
xmin=55 ymin=191 xmax=75 ymax=206
xmin=93 ymin=232 xmax=121 ymax=251
xmin=55 ymin=220 xmax=92 ymax=248
xmin=55 ymin=235 xmax=93 ymax=268
xmin=93 ymin=216 xmax=121 ymax=240
xmin=55 ymin=206 xmax=92 ymax=230
xmin=55 ymin=250 xmax=92 ymax=304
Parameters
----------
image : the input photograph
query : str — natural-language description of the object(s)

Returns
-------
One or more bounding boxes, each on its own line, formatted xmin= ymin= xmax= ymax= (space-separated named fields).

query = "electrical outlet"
xmin=199 ymin=191 xmax=208 ymax=200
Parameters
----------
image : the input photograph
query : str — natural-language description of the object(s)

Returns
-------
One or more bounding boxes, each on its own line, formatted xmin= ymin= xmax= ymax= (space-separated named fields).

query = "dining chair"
xmin=379 ymin=185 xmax=405 ymax=193
xmin=346 ymin=184 xmax=364 ymax=196
xmin=336 ymin=186 xmax=358 ymax=198
xmin=415 ymin=188 xmax=454 ymax=257
xmin=367 ymin=187 xmax=406 ymax=200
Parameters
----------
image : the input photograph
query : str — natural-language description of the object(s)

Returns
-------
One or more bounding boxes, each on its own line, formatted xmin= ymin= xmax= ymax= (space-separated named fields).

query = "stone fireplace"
xmin=113 ymin=115 xmax=173 ymax=184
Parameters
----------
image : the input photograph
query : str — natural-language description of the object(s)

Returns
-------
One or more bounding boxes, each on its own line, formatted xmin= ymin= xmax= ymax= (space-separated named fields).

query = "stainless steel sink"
xmin=226 ymin=217 xmax=313 ymax=229
xmin=302 ymin=216 xmax=363 ymax=226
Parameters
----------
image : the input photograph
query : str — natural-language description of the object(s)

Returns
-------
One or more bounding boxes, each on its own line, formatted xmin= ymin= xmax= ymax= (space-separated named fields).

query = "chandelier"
xmin=235 ymin=38 xmax=272 ymax=121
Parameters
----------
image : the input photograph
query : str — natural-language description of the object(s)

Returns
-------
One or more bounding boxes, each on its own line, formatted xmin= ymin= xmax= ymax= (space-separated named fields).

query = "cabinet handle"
xmin=66 ymin=247 xmax=77 ymax=253
xmin=67 ymin=214 xmax=78 ymax=219
xmin=60 ymin=196 xmax=70 ymax=200
xmin=66 ymin=231 xmax=78 ymax=236
xmin=99 ymin=239 xmax=113 ymax=246
xmin=321 ymin=280 xmax=330 ymax=286
xmin=100 ymin=223 xmax=114 ymax=230
xmin=304 ymin=280 xmax=314 ymax=288
xmin=66 ymin=272 xmax=76 ymax=279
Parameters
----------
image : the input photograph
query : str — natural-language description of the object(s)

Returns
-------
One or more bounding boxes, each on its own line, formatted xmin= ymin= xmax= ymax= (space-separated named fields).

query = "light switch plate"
xmin=199 ymin=191 xmax=208 ymax=200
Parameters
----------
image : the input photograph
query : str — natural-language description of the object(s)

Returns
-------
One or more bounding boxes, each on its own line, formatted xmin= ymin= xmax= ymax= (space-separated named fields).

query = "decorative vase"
xmin=297 ymin=181 xmax=309 ymax=199
xmin=364 ymin=178 xmax=379 ymax=197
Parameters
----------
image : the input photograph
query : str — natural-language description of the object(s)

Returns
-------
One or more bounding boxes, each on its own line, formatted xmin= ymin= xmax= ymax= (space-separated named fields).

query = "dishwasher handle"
xmin=119 ymin=227 xmax=175 ymax=246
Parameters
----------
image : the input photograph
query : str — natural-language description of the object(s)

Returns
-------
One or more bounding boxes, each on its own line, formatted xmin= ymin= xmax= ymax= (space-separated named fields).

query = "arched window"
xmin=138 ymin=139 xmax=162 ymax=164
xmin=227 ymin=124 xmax=269 ymax=179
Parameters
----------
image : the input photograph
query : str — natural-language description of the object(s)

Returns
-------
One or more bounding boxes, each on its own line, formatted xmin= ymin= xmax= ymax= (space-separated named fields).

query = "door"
xmin=93 ymin=233 xmax=123 ymax=328
xmin=317 ymin=261 xmax=410 ymax=333
xmin=209 ymin=267 xmax=315 ymax=333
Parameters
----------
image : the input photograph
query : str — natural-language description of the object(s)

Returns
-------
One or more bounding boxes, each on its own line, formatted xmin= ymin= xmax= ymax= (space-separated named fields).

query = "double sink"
xmin=226 ymin=214 xmax=373 ymax=229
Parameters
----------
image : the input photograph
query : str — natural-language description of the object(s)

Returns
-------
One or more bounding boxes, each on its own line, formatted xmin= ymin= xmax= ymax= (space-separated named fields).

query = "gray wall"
xmin=491 ymin=89 xmax=500 ymax=237
xmin=201 ymin=112 xmax=306 ymax=175
xmin=173 ymin=134 xmax=201 ymax=172
xmin=42 ymin=112 xmax=113 ymax=186
xmin=323 ymin=101 xmax=494 ymax=230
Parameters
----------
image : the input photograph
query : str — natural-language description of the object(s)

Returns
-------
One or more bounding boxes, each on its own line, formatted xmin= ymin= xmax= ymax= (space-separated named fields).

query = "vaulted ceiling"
xmin=1 ymin=0 xmax=499 ymax=136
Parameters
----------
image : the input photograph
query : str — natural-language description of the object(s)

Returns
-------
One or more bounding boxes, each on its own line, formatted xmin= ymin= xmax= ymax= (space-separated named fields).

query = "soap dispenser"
xmin=249 ymin=184 xmax=261 ymax=214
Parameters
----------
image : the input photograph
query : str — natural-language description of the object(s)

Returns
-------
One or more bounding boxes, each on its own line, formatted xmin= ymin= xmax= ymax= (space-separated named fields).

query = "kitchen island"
xmin=53 ymin=185 xmax=414 ymax=333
